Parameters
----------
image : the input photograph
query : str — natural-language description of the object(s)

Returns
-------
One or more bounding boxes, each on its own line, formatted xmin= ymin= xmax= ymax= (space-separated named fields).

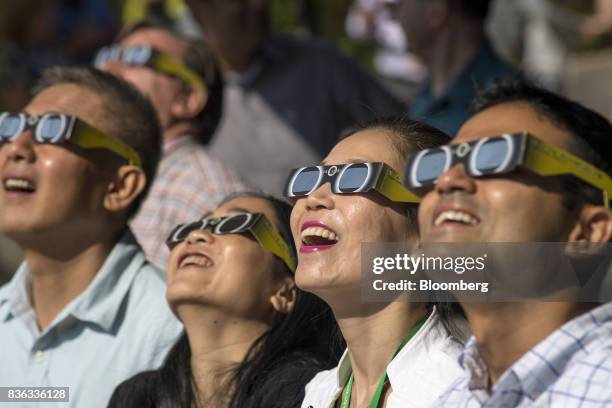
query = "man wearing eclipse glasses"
xmin=95 ymin=20 xmax=247 ymax=270
xmin=0 ymin=67 xmax=181 ymax=408
xmin=406 ymin=79 xmax=612 ymax=406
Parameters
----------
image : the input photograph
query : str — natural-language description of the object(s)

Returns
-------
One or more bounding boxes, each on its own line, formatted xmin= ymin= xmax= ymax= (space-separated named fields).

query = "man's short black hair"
xmin=472 ymin=79 xmax=611 ymax=176
xmin=34 ymin=66 xmax=162 ymax=219
xmin=472 ymin=78 xmax=612 ymax=208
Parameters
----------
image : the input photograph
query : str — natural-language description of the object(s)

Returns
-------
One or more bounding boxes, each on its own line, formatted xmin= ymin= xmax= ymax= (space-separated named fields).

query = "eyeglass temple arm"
xmin=525 ymin=138 xmax=612 ymax=208
xmin=377 ymin=165 xmax=421 ymax=203
xmin=252 ymin=217 xmax=296 ymax=272
xmin=72 ymin=122 xmax=142 ymax=167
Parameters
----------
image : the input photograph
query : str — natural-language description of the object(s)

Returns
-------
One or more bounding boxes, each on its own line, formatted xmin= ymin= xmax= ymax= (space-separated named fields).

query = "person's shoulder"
xmin=0 ymin=281 xmax=11 ymax=302
xmin=255 ymin=352 xmax=337 ymax=408
xmin=550 ymin=337 xmax=612 ymax=403
xmin=169 ymin=137 xmax=246 ymax=187
xmin=126 ymin=260 xmax=181 ymax=334
xmin=130 ymin=259 xmax=167 ymax=296
xmin=107 ymin=369 xmax=159 ymax=408
xmin=302 ymin=358 xmax=339 ymax=398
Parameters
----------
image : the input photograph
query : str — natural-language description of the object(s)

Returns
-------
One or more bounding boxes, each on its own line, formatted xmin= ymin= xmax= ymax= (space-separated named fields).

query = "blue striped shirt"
xmin=434 ymin=303 xmax=612 ymax=407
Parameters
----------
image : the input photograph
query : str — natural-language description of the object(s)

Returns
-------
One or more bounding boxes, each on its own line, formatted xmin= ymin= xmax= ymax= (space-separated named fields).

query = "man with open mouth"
xmin=412 ymin=79 xmax=612 ymax=407
xmin=0 ymin=67 xmax=181 ymax=408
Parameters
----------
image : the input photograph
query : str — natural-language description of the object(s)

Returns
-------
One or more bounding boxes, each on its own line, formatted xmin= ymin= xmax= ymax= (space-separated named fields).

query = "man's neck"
xmin=163 ymin=122 xmax=195 ymax=144
xmin=464 ymin=302 xmax=595 ymax=387
xmin=22 ymin=233 xmax=117 ymax=331
xmin=177 ymin=305 xmax=270 ymax=403
xmin=421 ymin=21 xmax=485 ymax=98
xmin=334 ymin=301 xmax=428 ymax=407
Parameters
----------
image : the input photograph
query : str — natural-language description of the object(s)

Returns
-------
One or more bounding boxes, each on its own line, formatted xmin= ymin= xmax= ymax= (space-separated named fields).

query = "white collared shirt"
xmin=301 ymin=308 xmax=464 ymax=408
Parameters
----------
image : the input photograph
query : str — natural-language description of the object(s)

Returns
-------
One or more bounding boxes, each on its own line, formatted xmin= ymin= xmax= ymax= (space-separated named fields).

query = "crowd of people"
xmin=0 ymin=0 xmax=611 ymax=407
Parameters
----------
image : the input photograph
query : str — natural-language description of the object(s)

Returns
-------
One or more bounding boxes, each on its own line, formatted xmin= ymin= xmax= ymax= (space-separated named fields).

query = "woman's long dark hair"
xmin=108 ymin=192 xmax=342 ymax=408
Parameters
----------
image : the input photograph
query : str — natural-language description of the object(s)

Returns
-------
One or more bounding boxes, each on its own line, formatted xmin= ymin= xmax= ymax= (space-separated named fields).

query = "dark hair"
xmin=472 ymin=78 xmax=612 ymax=208
xmin=341 ymin=116 xmax=451 ymax=231
xmin=108 ymin=192 xmax=342 ymax=408
xmin=343 ymin=116 xmax=451 ymax=165
xmin=448 ymin=0 xmax=491 ymax=20
xmin=116 ymin=19 xmax=224 ymax=143
xmin=33 ymin=66 xmax=162 ymax=218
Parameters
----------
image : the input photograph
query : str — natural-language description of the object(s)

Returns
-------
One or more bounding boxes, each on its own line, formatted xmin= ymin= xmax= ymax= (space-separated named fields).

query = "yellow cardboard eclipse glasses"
xmin=284 ymin=162 xmax=420 ymax=203
xmin=94 ymin=45 xmax=205 ymax=88
xmin=404 ymin=131 xmax=612 ymax=208
xmin=166 ymin=212 xmax=296 ymax=272
xmin=0 ymin=112 xmax=142 ymax=167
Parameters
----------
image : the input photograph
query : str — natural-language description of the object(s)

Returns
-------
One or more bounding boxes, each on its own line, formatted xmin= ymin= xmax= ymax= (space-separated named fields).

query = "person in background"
xmin=96 ymin=20 xmax=249 ymax=270
xmin=109 ymin=192 xmax=341 ymax=408
xmin=345 ymin=0 xmax=427 ymax=101
xmin=186 ymin=0 xmax=404 ymax=195
xmin=409 ymin=79 xmax=612 ymax=406
xmin=0 ymin=66 xmax=182 ymax=408
xmin=390 ymin=0 xmax=517 ymax=136
xmin=288 ymin=117 xmax=465 ymax=408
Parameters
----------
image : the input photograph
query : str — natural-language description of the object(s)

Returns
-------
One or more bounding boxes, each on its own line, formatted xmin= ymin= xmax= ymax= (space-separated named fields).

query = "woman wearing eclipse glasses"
xmin=286 ymin=117 xmax=465 ymax=408
xmin=108 ymin=192 xmax=341 ymax=408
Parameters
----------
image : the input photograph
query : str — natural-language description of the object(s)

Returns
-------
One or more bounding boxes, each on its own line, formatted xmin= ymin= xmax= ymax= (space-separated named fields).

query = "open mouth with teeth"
xmin=3 ymin=178 xmax=36 ymax=193
xmin=300 ymin=222 xmax=339 ymax=253
xmin=434 ymin=210 xmax=480 ymax=227
xmin=178 ymin=253 xmax=214 ymax=269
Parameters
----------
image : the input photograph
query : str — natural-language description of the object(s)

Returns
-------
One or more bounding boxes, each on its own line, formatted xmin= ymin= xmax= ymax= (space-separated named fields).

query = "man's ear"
xmin=269 ymin=277 xmax=296 ymax=315
xmin=568 ymin=205 xmax=612 ymax=243
xmin=171 ymin=84 xmax=208 ymax=121
xmin=104 ymin=165 xmax=147 ymax=213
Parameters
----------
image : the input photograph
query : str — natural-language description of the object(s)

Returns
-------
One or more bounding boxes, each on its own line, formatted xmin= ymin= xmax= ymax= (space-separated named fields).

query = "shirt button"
xmin=34 ymin=350 xmax=45 ymax=363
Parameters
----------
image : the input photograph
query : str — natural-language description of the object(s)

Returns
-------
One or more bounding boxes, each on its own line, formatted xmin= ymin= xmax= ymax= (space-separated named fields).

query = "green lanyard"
xmin=339 ymin=317 xmax=427 ymax=408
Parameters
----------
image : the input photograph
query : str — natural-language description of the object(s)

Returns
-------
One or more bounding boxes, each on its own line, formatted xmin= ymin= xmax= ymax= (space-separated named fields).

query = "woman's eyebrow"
xmin=200 ymin=211 xmax=213 ymax=220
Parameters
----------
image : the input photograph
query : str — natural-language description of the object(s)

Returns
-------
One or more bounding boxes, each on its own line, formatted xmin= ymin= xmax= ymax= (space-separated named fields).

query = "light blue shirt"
xmin=434 ymin=302 xmax=612 ymax=407
xmin=0 ymin=231 xmax=182 ymax=408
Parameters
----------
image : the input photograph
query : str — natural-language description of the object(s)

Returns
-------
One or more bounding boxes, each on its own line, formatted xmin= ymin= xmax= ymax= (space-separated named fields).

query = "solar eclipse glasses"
xmin=284 ymin=162 xmax=420 ymax=203
xmin=0 ymin=112 xmax=141 ymax=166
xmin=94 ymin=45 xmax=205 ymax=88
xmin=404 ymin=132 xmax=612 ymax=208
xmin=166 ymin=212 xmax=296 ymax=272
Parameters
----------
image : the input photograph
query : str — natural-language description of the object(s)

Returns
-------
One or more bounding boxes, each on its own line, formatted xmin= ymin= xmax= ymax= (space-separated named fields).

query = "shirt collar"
xmin=0 ymin=230 xmax=149 ymax=332
xmin=0 ymin=263 xmax=32 ymax=321
xmin=459 ymin=303 xmax=612 ymax=401
xmin=162 ymin=134 xmax=196 ymax=155
xmin=334 ymin=306 xmax=443 ymax=391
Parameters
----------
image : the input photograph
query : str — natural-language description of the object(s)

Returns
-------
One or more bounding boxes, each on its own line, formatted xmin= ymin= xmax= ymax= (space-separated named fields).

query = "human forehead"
xmin=25 ymin=83 xmax=106 ymax=130
xmin=120 ymin=28 xmax=188 ymax=61
xmin=324 ymin=129 xmax=403 ymax=171
xmin=455 ymin=102 xmax=574 ymax=150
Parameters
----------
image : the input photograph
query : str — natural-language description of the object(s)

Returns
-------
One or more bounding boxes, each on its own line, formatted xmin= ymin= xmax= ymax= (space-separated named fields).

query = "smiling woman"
xmin=108 ymin=192 xmax=341 ymax=408
xmin=287 ymin=116 xmax=466 ymax=408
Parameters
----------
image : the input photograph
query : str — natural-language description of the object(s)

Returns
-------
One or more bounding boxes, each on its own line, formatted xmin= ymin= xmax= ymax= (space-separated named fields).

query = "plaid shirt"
xmin=130 ymin=136 xmax=249 ymax=269
xmin=434 ymin=302 xmax=612 ymax=407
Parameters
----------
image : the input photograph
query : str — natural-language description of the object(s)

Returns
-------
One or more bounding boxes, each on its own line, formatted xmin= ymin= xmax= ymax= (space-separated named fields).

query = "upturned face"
xmin=167 ymin=195 xmax=292 ymax=322
xmin=418 ymin=102 xmax=581 ymax=244
xmin=290 ymin=130 xmax=418 ymax=299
